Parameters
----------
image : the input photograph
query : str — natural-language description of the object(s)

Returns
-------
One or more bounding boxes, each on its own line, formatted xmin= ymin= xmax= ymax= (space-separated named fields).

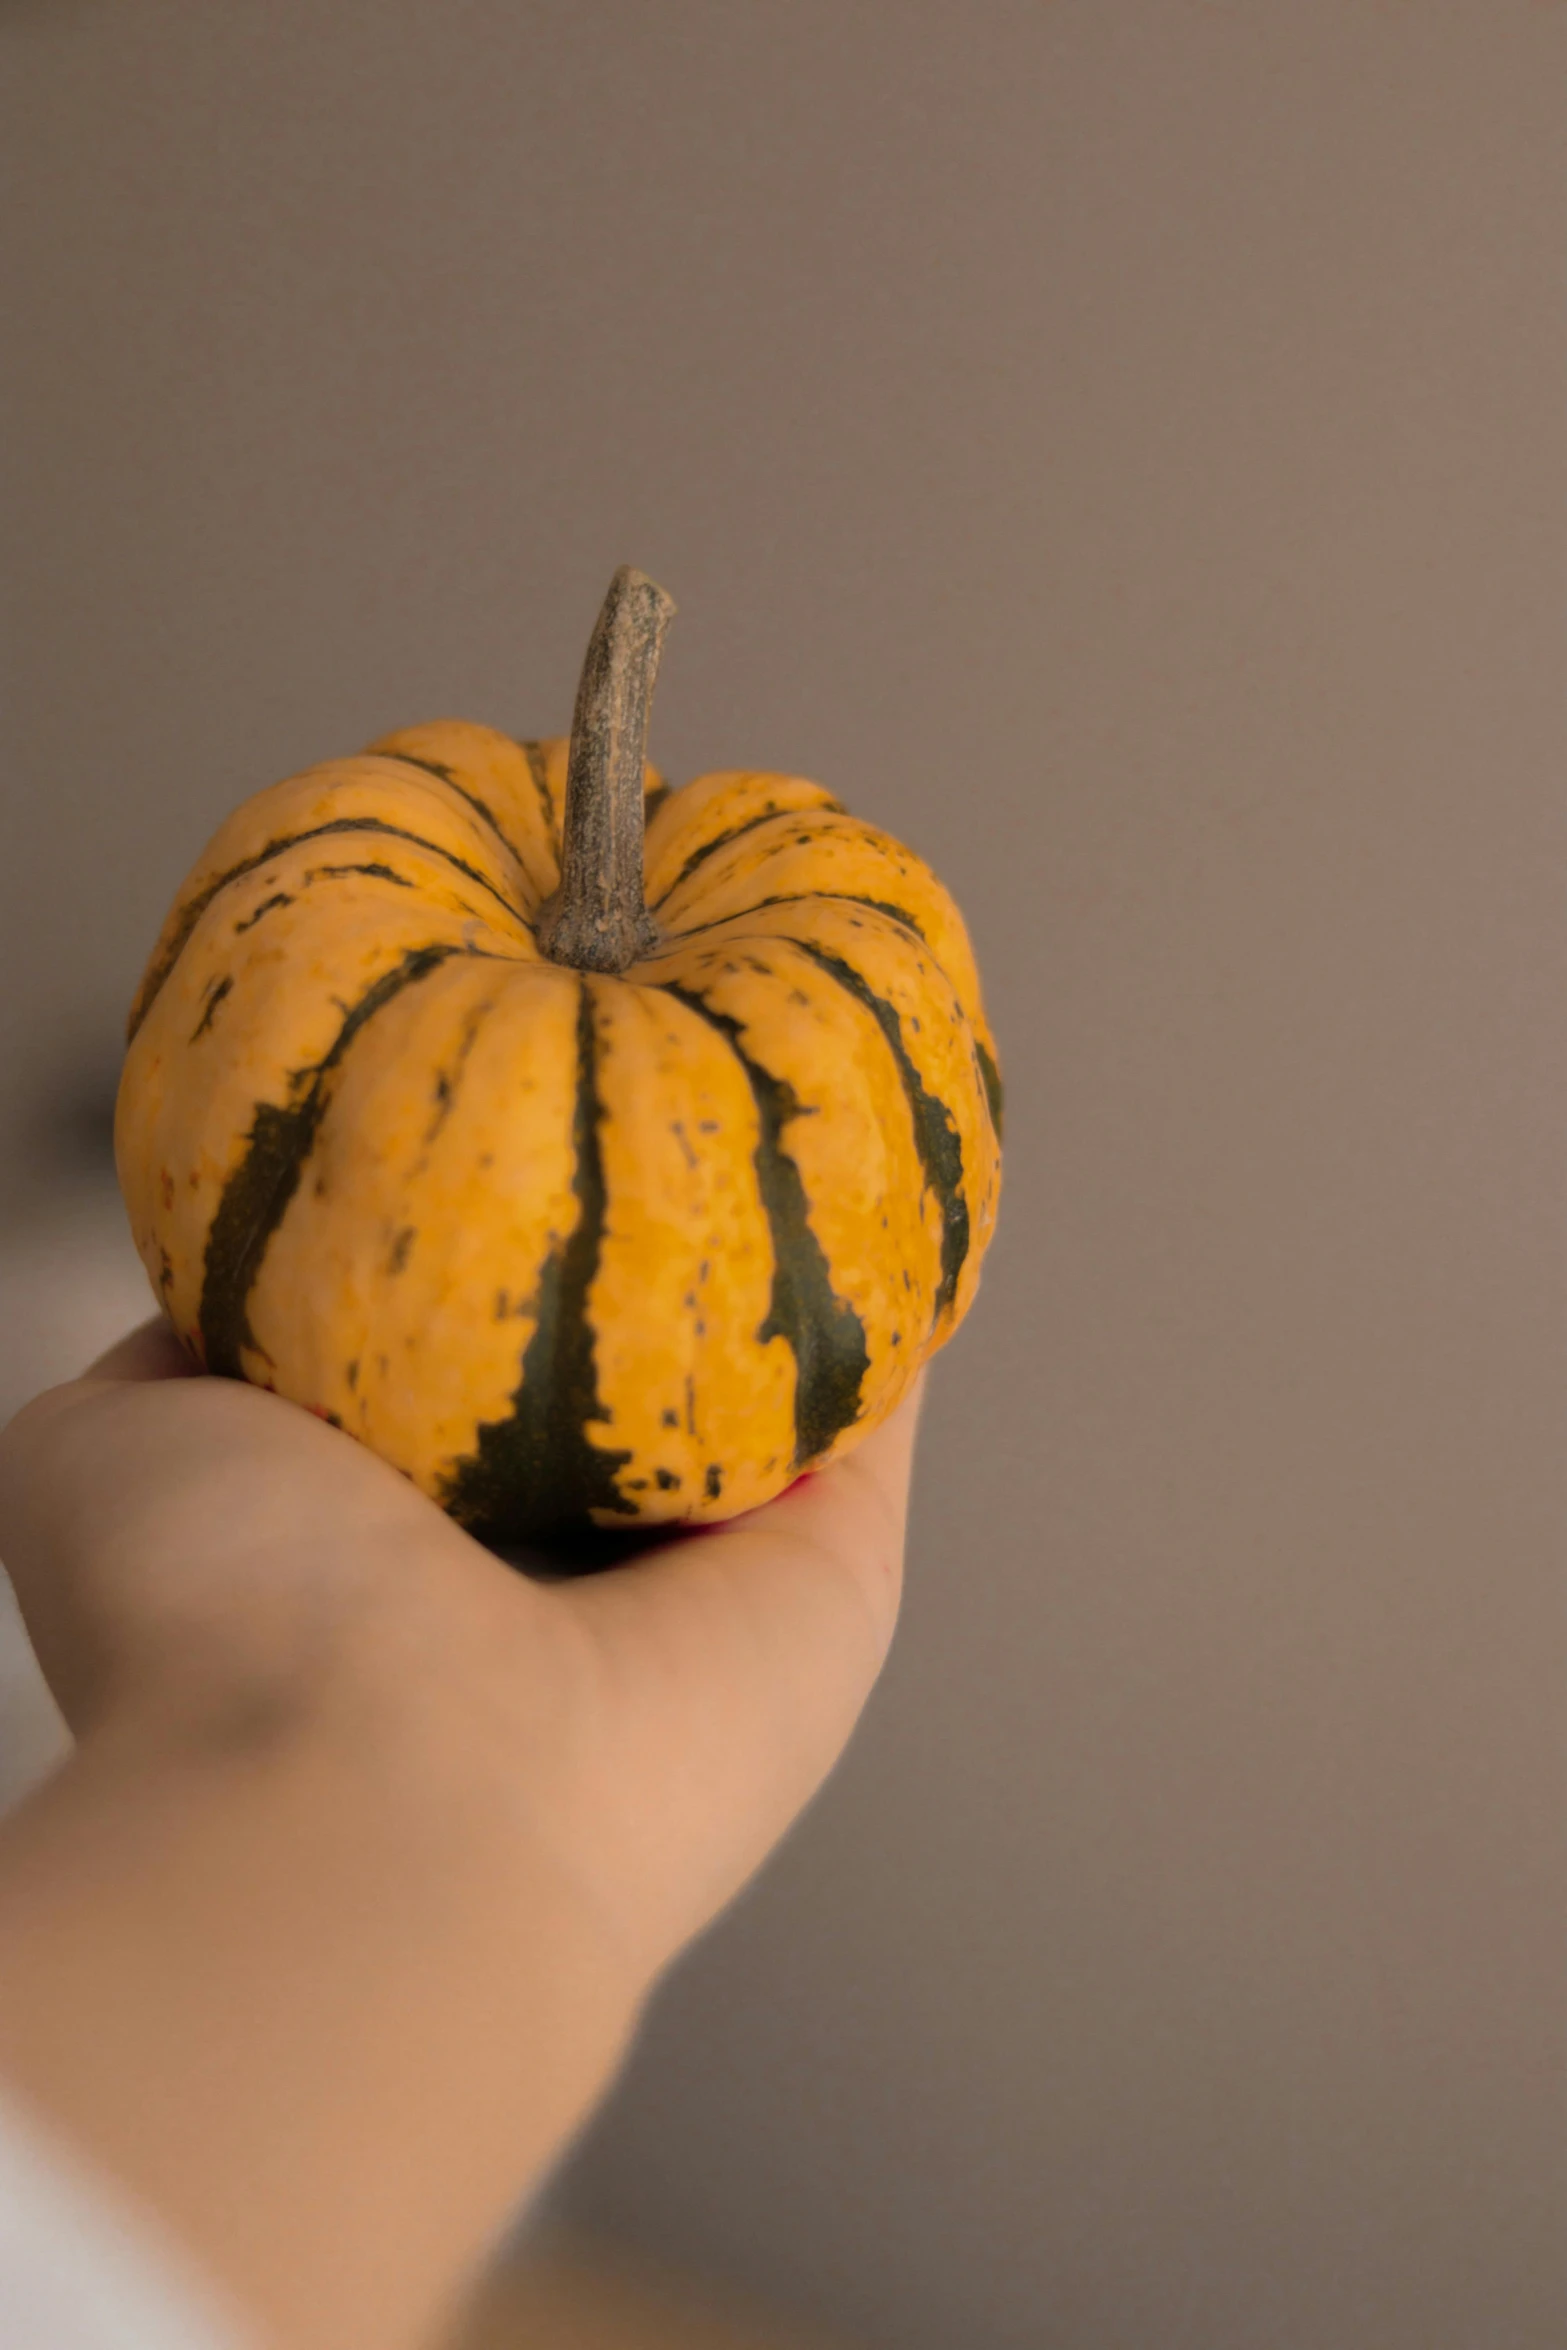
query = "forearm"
xmin=0 ymin=1670 xmax=641 ymax=2350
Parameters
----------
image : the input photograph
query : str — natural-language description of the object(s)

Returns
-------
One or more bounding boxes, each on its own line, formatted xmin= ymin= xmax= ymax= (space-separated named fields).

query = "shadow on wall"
xmin=0 ymin=1079 xmax=150 ymax=1425
xmin=0 ymin=1077 xmax=150 ymax=1807
xmin=448 ymin=2221 xmax=857 ymax=2350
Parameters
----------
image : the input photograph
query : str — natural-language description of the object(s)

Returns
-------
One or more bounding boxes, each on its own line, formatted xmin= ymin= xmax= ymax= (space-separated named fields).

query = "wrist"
xmin=0 ymin=1555 xmax=645 ymax=2350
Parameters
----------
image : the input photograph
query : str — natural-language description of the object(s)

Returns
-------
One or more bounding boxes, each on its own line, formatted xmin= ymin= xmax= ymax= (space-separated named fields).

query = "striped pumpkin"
xmin=116 ymin=571 xmax=1002 ymax=1547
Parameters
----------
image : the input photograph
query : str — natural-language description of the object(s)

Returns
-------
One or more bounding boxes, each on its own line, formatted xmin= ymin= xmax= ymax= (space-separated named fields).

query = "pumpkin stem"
xmin=539 ymin=565 xmax=675 ymax=974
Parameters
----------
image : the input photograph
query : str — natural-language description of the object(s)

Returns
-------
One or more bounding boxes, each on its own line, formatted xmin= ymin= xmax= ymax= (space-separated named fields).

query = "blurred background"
xmin=3 ymin=3 xmax=1565 ymax=2345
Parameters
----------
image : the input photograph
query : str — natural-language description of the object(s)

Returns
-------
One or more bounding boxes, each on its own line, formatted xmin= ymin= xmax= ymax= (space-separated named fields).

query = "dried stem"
xmin=538 ymin=566 xmax=675 ymax=973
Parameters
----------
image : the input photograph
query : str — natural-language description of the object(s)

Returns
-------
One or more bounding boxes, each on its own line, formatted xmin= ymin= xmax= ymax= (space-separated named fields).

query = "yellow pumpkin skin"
xmin=116 ymin=719 xmax=1002 ymax=1544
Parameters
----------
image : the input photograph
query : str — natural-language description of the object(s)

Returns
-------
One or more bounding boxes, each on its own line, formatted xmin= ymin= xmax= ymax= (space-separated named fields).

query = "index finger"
xmin=81 ymin=1318 xmax=201 ymax=1385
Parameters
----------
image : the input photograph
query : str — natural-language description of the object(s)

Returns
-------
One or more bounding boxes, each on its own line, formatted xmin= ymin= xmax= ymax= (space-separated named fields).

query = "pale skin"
xmin=0 ymin=1322 xmax=917 ymax=2350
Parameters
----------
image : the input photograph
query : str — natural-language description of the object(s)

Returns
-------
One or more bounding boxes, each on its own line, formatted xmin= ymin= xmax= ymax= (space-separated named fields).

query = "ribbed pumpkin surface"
xmin=117 ymin=723 xmax=1002 ymax=1541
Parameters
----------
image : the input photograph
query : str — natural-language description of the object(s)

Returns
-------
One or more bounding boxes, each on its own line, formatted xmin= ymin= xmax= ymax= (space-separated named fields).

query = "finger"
xmin=82 ymin=1317 xmax=202 ymax=1384
xmin=0 ymin=1318 xmax=194 ymax=1460
xmin=547 ymin=1383 xmax=923 ymax=1959
xmin=0 ymin=1364 xmax=442 ymax=1734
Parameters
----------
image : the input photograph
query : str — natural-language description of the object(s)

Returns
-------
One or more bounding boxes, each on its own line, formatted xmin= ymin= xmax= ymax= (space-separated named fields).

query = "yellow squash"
xmin=117 ymin=571 xmax=1002 ymax=1546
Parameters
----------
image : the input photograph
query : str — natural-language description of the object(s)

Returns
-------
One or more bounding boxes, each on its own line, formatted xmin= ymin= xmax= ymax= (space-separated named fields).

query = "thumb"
xmin=544 ymin=1384 xmax=921 ymax=1962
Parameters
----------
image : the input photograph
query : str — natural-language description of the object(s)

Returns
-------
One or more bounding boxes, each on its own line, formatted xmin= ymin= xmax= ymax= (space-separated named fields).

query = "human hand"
xmin=0 ymin=1322 xmax=917 ymax=2349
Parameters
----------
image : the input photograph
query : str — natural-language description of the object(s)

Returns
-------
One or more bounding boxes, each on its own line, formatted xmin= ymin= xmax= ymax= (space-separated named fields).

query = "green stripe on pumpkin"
xmin=439 ymin=979 xmax=637 ymax=1543
xmin=974 ymin=1039 xmax=1004 ymax=1142
xmin=130 ymin=817 xmax=532 ymax=1041
xmin=198 ymin=941 xmax=482 ymax=1377
xmin=658 ymin=890 xmax=929 ymax=949
xmin=518 ymin=740 xmax=558 ymax=836
xmin=651 ymin=803 xmax=844 ymax=910
xmin=375 ymin=750 xmax=529 ymax=871
xmin=662 ymin=982 xmax=869 ymax=1468
xmin=791 ymin=939 xmax=970 ymax=1323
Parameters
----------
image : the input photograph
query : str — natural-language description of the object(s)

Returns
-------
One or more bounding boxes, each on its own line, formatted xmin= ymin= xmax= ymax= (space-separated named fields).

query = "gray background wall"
xmin=3 ymin=5 xmax=1564 ymax=2346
